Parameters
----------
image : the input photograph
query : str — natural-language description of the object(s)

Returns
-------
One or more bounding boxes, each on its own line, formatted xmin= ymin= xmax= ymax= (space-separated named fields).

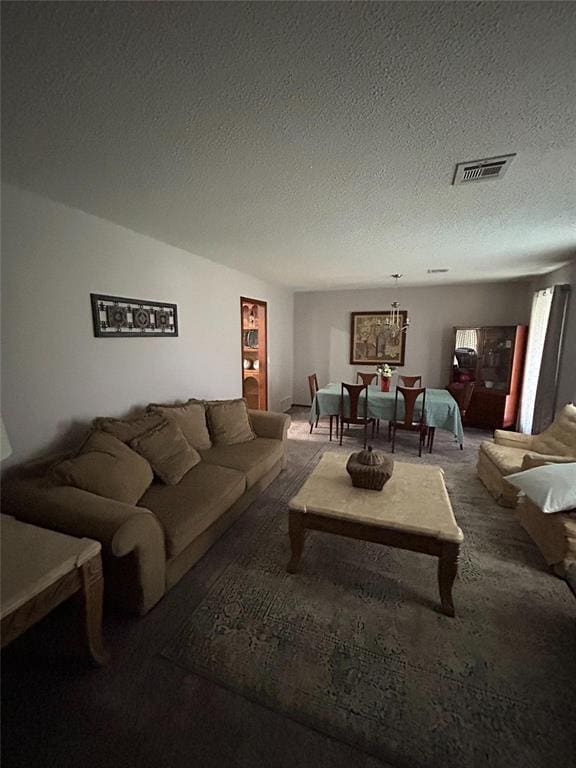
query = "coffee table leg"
xmin=79 ymin=555 xmax=109 ymax=666
xmin=287 ymin=510 xmax=305 ymax=573
xmin=438 ymin=543 xmax=459 ymax=617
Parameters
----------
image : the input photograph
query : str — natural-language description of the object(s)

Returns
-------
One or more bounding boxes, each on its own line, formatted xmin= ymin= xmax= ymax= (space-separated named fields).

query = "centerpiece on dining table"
xmin=375 ymin=363 xmax=395 ymax=392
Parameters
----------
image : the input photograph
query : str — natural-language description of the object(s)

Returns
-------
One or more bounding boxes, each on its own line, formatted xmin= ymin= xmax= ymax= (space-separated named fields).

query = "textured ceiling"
xmin=2 ymin=1 xmax=576 ymax=289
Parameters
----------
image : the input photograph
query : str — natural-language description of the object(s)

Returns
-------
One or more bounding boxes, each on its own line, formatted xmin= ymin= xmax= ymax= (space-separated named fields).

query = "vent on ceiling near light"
xmin=427 ymin=268 xmax=449 ymax=274
xmin=452 ymin=154 xmax=516 ymax=185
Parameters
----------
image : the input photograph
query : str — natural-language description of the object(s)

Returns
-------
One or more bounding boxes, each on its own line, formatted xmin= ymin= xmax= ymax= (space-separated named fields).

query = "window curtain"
xmin=532 ymin=284 xmax=571 ymax=433
xmin=519 ymin=285 xmax=570 ymax=434
xmin=519 ymin=289 xmax=553 ymax=433
xmin=455 ymin=329 xmax=479 ymax=351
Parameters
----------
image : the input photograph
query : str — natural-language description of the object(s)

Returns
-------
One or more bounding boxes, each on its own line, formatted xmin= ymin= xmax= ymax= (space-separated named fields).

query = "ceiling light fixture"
xmin=383 ymin=273 xmax=410 ymax=340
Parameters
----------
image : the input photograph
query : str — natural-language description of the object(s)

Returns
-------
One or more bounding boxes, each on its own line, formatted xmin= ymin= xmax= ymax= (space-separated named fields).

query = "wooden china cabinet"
xmin=241 ymin=298 xmax=268 ymax=411
xmin=451 ymin=325 xmax=528 ymax=430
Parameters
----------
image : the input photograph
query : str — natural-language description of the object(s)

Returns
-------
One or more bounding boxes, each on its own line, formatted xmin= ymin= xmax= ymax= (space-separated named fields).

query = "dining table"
xmin=309 ymin=384 xmax=464 ymax=445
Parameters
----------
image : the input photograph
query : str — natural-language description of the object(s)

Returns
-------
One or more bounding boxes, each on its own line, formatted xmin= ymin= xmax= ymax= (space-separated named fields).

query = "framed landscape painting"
xmin=350 ymin=311 xmax=408 ymax=366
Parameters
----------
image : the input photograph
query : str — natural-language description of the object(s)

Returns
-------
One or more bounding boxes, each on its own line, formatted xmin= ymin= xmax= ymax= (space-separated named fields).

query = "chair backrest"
xmin=531 ymin=403 xmax=576 ymax=457
xmin=399 ymin=375 xmax=422 ymax=388
xmin=460 ymin=382 xmax=475 ymax=414
xmin=308 ymin=373 xmax=319 ymax=402
xmin=357 ymin=372 xmax=377 ymax=386
xmin=394 ymin=386 xmax=426 ymax=427
xmin=341 ymin=383 xmax=368 ymax=422
xmin=447 ymin=382 xmax=475 ymax=416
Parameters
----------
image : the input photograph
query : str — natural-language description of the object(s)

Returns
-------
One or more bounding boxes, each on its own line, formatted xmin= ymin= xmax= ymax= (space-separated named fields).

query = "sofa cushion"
xmin=480 ymin=442 xmax=528 ymax=475
xmin=205 ymin=399 xmax=255 ymax=445
xmin=506 ymin=463 xmax=576 ymax=513
xmin=130 ymin=420 xmax=201 ymax=485
xmin=148 ymin=400 xmax=211 ymax=450
xmin=93 ymin=412 xmax=166 ymax=444
xmin=51 ymin=431 xmax=153 ymax=504
xmin=138 ymin=462 xmax=246 ymax=557
xmin=531 ymin=404 xmax=576 ymax=458
xmin=200 ymin=437 xmax=283 ymax=488
xmin=522 ymin=454 xmax=576 ymax=470
xmin=517 ymin=497 xmax=576 ymax=570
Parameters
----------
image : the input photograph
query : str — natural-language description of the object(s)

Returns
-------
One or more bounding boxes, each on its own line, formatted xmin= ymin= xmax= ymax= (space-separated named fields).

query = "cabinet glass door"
xmin=477 ymin=326 xmax=516 ymax=393
xmin=453 ymin=328 xmax=480 ymax=383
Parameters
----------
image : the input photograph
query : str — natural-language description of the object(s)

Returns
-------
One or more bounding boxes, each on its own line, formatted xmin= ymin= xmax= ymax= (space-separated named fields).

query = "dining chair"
xmin=448 ymin=381 xmax=475 ymax=418
xmin=399 ymin=375 xmax=422 ymax=388
xmin=386 ymin=379 xmax=421 ymax=439
xmin=356 ymin=372 xmax=378 ymax=386
xmin=308 ymin=373 xmax=338 ymax=440
xmin=394 ymin=375 xmax=422 ymax=440
xmin=357 ymin=372 xmax=380 ymax=432
xmin=339 ymin=383 xmax=375 ymax=448
xmin=390 ymin=386 xmax=427 ymax=457
xmin=429 ymin=381 xmax=475 ymax=451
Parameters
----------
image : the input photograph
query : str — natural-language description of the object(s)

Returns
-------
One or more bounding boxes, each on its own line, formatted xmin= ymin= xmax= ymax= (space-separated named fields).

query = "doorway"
xmin=241 ymin=297 xmax=268 ymax=410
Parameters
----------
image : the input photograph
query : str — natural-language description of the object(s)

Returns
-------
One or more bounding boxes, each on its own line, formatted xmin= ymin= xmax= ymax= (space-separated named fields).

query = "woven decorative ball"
xmin=346 ymin=446 xmax=394 ymax=491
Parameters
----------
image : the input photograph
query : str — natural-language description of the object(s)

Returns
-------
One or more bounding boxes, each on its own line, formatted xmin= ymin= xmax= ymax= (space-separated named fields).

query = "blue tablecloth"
xmin=310 ymin=384 xmax=464 ymax=443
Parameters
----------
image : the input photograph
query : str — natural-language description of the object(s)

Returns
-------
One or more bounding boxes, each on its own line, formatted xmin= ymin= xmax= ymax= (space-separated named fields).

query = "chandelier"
xmin=383 ymin=273 xmax=410 ymax=340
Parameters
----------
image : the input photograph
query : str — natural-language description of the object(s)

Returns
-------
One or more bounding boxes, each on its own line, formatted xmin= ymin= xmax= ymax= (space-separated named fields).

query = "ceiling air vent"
xmin=427 ymin=268 xmax=449 ymax=274
xmin=452 ymin=154 xmax=516 ymax=185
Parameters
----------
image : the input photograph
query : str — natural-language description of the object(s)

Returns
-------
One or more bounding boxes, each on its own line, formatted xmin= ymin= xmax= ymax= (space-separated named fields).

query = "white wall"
xmin=1 ymin=185 xmax=294 ymax=463
xmin=533 ymin=259 xmax=576 ymax=408
xmin=293 ymin=282 xmax=531 ymax=404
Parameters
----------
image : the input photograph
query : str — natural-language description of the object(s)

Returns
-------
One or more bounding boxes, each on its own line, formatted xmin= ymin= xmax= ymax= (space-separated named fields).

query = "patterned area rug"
xmin=162 ymin=437 xmax=576 ymax=768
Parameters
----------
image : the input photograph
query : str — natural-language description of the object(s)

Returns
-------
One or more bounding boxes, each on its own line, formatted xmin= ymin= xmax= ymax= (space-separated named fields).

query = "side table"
xmin=1 ymin=515 xmax=109 ymax=665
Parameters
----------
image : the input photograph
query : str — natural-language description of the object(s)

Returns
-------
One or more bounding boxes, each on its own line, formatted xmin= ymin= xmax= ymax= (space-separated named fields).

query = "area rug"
xmin=162 ymin=441 xmax=576 ymax=768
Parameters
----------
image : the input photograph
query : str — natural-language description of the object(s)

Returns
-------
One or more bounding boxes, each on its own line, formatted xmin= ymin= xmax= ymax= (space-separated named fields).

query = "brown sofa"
xmin=477 ymin=403 xmax=576 ymax=507
xmin=3 ymin=407 xmax=290 ymax=615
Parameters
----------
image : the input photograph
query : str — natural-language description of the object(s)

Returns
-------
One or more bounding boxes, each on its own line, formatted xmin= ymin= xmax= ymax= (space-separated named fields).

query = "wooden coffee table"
xmin=287 ymin=453 xmax=464 ymax=616
xmin=1 ymin=515 xmax=108 ymax=665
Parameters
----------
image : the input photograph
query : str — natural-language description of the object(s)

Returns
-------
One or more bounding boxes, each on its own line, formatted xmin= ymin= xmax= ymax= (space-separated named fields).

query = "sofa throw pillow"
xmin=506 ymin=462 xmax=576 ymax=513
xmin=130 ymin=419 xmax=201 ymax=485
xmin=205 ymin=398 xmax=255 ymax=446
xmin=92 ymin=411 xmax=166 ymax=444
xmin=51 ymin=431 xmax=153 ymax=504
xmin=148 ymin=399 xmax=211 ymax=450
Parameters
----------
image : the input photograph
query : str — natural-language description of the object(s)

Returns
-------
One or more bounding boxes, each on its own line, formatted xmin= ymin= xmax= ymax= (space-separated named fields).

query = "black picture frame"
xmin=90 ymin=293 xmax=179 ymax=338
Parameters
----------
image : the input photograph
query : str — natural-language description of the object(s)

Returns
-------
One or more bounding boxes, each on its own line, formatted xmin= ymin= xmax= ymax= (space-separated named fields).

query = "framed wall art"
xmin=350 ymin=310 xmax=407 ymax=366
xmin=91 ymin=294 xmax=179 ymax=338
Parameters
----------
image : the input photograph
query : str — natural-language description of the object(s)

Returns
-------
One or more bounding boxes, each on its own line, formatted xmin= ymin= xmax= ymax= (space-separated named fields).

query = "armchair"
xmin=477 ymin=403 xmax=576 ymax=507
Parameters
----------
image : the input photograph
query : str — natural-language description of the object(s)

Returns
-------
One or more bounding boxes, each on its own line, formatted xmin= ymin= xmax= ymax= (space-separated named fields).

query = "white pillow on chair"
xmin=506 ymin=463 xmax=576 ymax=513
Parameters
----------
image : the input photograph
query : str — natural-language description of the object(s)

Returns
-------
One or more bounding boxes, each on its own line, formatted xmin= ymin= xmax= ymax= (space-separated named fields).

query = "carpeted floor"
xmin=2 ymin=411 xmax=575 ymax=768
xmin=162 ymin=419 xmax=576 ymax=768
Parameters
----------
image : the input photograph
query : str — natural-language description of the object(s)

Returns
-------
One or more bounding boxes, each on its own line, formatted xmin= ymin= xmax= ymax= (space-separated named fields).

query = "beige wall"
xmin=1 ymin=185 xmax=294 ymax=463
xmin=532 ymin=259 xmax=576 ymax=408
xmin=293 ymin=282 xmax=531 ymax=404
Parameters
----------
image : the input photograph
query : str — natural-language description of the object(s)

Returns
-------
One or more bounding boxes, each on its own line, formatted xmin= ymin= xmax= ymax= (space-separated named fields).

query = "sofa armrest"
xmin=249 ymin=410 xmax=291 ymax=441
xmin=522 ymin=454 xmax=576 ymax=470
xmin=2 ymin=480 xmax=166 ymax=614
xmin=494 ymin=430 xmax=534 ymax=449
